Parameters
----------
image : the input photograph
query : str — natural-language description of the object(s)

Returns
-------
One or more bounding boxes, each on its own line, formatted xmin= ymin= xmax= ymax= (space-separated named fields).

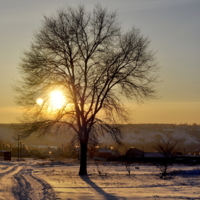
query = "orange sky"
xmin=0 ymin=101 xmax=199 ymax=124
xmin=128 ymin=101 xmax=200 ymax=124
xmin=0 ymin=0 xmax=199 ymax=124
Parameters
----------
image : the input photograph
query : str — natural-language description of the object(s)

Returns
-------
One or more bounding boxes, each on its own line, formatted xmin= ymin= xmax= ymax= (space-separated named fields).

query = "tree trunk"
xmin=79 ymin=140 xmax=88 ymax=175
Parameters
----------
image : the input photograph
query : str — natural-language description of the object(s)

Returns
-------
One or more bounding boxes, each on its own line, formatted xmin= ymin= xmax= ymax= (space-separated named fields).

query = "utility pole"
xmin=18 ymin=135 xmax=19 ymax=161
xmin=62 ymin=143 xmax=64 ymax=160
xmin=17 ymin=136 xmax=19 ymax=161
xmin=17 ymin=135 xmax=21 ymax=161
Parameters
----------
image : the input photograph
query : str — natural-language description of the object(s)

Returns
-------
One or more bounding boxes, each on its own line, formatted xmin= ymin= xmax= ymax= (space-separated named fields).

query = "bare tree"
xmin=123 ymin=158 xmax=134 ymax=176
xmin=14 ymin=4 xmax=158 ymax=175
xmin=153 ymin=137 xmax=179 ymax=178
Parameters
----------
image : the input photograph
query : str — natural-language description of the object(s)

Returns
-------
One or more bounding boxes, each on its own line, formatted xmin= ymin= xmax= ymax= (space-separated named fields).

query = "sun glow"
xmin=36 ymin=98 xmax=44 ymax=105
xmin=36 ymin=90 xmax=67 ymax=111
xmin=49 ymin=90 xmax=66 ymax=110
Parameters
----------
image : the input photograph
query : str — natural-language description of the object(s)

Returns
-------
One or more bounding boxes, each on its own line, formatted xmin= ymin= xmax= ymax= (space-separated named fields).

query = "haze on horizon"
xmin=0 ymin=0 xmax=199 ymax=124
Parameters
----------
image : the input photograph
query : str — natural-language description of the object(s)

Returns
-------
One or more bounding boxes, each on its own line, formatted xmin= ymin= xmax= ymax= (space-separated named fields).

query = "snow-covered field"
xmin=0 ymin=159 xmax=200 ymax=200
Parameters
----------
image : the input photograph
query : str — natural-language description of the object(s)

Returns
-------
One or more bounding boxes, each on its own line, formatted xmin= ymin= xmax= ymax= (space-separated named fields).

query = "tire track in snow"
xmin=0 ymin=165 xmax=22 ymax=200
xmin=13 ymin=167 xmax=55 ymax=200
xmin=0 ymin=165 xmax=19 ymax=178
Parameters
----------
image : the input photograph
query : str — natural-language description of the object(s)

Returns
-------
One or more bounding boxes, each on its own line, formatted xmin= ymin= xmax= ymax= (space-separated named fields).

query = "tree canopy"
xmin=15 ymin=5 xmax=158 ymax=175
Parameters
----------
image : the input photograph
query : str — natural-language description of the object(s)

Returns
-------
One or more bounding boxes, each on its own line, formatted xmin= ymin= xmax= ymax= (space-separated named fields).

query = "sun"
xmin=49 ymin=90 xmax=66 ymax=110
xmin=36 ymin=90 xmax=66 ymax=111
xmin=36 ymin=98 xmax=44 ymax=105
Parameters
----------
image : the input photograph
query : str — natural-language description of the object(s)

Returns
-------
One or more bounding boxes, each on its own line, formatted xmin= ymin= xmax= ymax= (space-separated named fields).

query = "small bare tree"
xmin=14 ymin=4 xmax=158 ymax=175
xmin=153 ymin=137 xmax=179 ymax=178
xmin=124 ymin=158 xmax=134 ymax=176
xmin=94 ymin=160 xmax=112 ymax=176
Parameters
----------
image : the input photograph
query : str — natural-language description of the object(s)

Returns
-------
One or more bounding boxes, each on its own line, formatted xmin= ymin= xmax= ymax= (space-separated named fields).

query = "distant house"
xmin=125 ymin=148 xmax=165 ymax=158
xmin=143 ymin=152 xmax=164 ymax=158
xmin=173 ymin=152 xmax=183 ymax=156
xmin=0 ymin=150 xmax=11 ymax=160
xmin=92 ymin=147 xmax=116 ymax=160
xmin=96 ymin=148 xmax=113 ymax=157
xmin=126 ymin=147 xmax=144 ymax=157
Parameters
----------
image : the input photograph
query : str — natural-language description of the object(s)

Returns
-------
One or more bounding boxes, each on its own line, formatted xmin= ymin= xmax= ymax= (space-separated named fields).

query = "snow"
xmin=99 ymin=127 xmax=200 ymax=147
xmin=0 ymin=159 xmax=200 ymax=199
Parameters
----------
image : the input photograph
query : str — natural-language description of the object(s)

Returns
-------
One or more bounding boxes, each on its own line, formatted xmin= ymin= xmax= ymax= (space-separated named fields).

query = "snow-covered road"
xmin=0 ymin=159 xmax=200 ymax=199
xmin=0 ymin=162 xmax=55 ymax=200
xmin=0 ymin=164 xmax=21 ymax=200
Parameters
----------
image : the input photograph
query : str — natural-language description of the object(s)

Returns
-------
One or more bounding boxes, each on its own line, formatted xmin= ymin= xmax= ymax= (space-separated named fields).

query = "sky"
xmin=0 ymin=0 xmax=200 ymax=124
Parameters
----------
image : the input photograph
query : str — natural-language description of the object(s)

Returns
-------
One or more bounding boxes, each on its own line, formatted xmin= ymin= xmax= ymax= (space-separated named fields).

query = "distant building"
xmin=173 ymin=152 xmax=183 ymax=156
xmin=126 ymin=147 xmax=144 ymax=157
xmin=0 ymin=150 xmax=11 ymax=160
xmin=96 ymin=148 xmax=113 ymax=157
xmin=143 ymin=152 xmax=164 ymax=158
xmin=91 ymin=147 xmax=116 ymax=160
xmin=126 ymin=148 xmax=165 ymax=158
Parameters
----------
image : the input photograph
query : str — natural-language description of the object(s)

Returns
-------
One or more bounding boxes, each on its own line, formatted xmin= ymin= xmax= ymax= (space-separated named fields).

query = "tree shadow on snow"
xmin=170 ymin=169 xmax=200 ymax=177
xmin=80 ymin=175 xmax=122 ymax=200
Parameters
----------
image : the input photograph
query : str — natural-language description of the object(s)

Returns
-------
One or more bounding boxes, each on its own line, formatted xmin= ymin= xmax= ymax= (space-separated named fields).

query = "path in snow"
xmin=12 ymin=165 xmax=55 ymax=200
xmin=0 ymin=164 xmax=22 ymax=200
xmin=0 ymin=160 xmax=200 ymax=199
xmin=0 ymin=161 xmax=56 ymax=200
